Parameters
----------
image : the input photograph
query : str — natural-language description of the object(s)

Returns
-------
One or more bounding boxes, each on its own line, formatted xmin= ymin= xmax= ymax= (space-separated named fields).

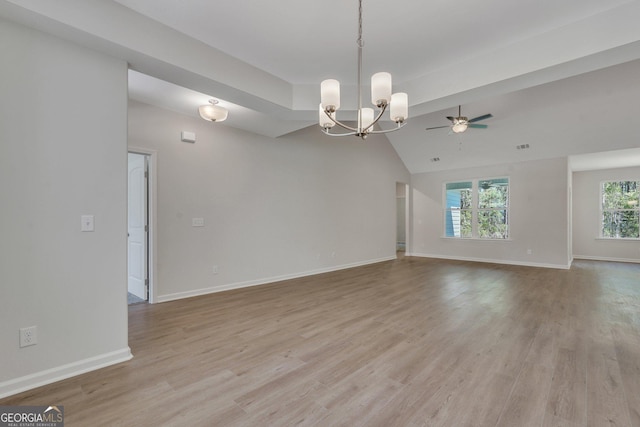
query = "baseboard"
xmin=573 ymin=255 xmax=640 ymax=264
xmin=407 ymin=252 xmax=571 ymax=270
xmin=0 ymin=347 xmax=133 ymax=399
xmin=157 ymin=256 xmax=396 ymax=303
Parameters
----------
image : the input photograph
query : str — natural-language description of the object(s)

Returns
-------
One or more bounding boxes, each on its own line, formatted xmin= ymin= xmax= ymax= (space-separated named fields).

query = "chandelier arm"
xmin=360 ymin=103 xmax=388 ymax=133
xmin=323 ymin=110 xmax=360 ymax=133
xmin=322 ymin=128 xmax=359 ymax=137
xmin=367 ymin=121 xmax=407 ymax=134
xmin=323 ymin=121 xmax=406 ymax=137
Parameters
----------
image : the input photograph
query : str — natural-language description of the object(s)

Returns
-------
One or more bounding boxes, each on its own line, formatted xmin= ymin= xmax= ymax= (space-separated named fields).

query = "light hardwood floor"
xmin=2 ymin=257 xmax=640 ymax=426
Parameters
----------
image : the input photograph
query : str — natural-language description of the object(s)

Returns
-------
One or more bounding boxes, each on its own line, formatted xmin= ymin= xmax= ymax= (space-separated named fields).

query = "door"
xmin=396 ymin=182 xmax=408 ymax=252
xmin=128 ymin=153 xmax=148 ymax=300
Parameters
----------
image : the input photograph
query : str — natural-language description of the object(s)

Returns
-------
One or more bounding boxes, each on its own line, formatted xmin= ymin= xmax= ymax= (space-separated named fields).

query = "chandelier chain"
xmin=356 ymin=0 xmax=363 ymax=129
xmin=357 ymin=0 xmax=363 ymax=48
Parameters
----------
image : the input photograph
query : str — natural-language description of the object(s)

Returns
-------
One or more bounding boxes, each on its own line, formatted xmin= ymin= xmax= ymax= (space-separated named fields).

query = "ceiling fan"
xmin=480 ymin=181 xmax=496 ymax=190
xmin=425 ymin=105 xmax=493 ymax=133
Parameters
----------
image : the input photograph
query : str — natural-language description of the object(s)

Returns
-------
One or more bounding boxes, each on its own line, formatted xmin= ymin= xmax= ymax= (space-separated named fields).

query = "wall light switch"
xmin=192 ymin=218 xmax=204 ymax=227
xmin=81 ymin=215 xmax=95 ymax=232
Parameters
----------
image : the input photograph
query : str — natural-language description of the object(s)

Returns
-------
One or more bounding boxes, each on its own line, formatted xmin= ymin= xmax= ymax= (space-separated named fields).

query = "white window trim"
xmin=443 ymin=176 xmax=510 ymax=240
xmin=599 ymin=180 xmax=640 ymax=239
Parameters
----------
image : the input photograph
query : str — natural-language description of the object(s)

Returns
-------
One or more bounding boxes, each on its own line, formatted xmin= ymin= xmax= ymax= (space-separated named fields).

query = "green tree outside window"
xmin=444 ymin=178 xmax=509 ymax=239
xmin=601 ymin=181 xmax=639 ymax=238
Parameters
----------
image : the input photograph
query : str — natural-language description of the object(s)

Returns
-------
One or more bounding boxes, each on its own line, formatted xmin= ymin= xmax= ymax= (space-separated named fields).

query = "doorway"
xmin=128 ymin=152 xmax=149 ymax=304
xmin=396 ymin=182 xmax=408 ymax=253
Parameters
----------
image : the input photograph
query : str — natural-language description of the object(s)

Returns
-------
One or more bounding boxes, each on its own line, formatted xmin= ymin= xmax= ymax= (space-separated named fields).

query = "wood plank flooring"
xmin=2 ymin=257 xmax=640 ymax=426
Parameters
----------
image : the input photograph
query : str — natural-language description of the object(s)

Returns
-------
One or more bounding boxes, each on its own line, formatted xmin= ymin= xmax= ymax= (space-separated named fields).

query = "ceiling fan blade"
xmin=446 ymin=116 xmax=455 ymax=122
xmin=425 ymin=125 xmax=451 ymax=131
xmin=468 ymin=124 xmax=488 ymax=129
xmin=468 ymin=113 xmax=493 ymax=123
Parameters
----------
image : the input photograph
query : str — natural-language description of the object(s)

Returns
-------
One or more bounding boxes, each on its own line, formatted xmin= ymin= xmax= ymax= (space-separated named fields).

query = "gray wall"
xmin=128 ymin=101 xmax=411 ymax=302
xmin=573 ymin=166 xmax=640 ymax=262
xmin=0 ymin=19 xmax=130 ymax=397
xmin=410 ymin=157 xmax=571 ymax=268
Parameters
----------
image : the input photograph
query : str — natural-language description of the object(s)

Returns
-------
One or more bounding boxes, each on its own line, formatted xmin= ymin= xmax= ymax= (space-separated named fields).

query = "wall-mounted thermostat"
xmin=181 ymin=131 xmax=196 ymax=143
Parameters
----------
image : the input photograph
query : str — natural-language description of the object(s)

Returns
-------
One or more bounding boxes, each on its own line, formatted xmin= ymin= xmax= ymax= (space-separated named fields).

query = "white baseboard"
xmin=573 ymin=255 xmax=640 ymax=264
xmin=407 ymin=252 xmax=571 ymax=270
xmin=0 ymin=347 xmax=133 ymax=399
xmin=157 ymin=256 xmax=396 ymax=303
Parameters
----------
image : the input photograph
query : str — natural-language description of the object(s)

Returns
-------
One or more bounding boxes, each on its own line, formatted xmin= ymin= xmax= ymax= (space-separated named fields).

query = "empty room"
xmin=1 ymin=0 xmax=639 ymax=425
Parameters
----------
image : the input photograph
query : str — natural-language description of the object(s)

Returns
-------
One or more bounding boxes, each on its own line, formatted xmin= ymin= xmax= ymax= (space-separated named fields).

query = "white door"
xmin=128 ymin=153 xmax=147 ymax=300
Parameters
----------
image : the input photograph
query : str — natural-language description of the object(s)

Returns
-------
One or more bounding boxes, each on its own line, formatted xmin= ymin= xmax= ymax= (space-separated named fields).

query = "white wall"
xmin=128 ymin=101 xmax=410 ymax=301
xmin=410 ymin=157 xmax=570 ymax=268
xmin=573 ymin=166 xmax=640 ymax=262
xmin=0 ymin=19 xmax=130 ymax=397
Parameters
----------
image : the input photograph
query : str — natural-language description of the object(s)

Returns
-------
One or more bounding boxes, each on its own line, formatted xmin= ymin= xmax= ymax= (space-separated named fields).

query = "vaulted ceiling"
xmin=2 ymin=0 xmax=640 ymax=173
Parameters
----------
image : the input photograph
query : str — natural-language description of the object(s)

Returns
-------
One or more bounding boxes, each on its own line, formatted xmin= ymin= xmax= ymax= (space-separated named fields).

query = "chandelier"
xmin=319 ymin=0 xmax=408 ymax=139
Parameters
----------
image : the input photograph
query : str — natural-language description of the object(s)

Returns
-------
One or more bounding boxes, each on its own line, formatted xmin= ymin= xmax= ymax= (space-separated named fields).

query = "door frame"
xmin=128 ymin=147 xmax=157 ymax=303
xmin=396 ymin=182 xmax=410 ymax=254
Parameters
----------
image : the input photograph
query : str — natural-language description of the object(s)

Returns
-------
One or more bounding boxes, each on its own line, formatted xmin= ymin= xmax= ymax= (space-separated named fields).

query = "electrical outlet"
xmin=527 ymin=249 xmax=533 ymax=255
xmin=20 ymin=326 xmax=37 ymax=348
xmin=212 ymin=265 xmax=219 ymax=274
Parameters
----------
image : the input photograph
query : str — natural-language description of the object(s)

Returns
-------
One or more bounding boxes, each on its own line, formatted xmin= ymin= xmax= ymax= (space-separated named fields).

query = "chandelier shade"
xmin=371 ymin=72 xmax=392 ymax=107
xmin=318 ymin=0 xmax=408 ymax=139
xmin=359 ymin=108 xmax=374 ymax=130
xmin=320 ymin=80 xmax=341 ymax=111
xmin=390 ymin=93 xmax=408 ymax=123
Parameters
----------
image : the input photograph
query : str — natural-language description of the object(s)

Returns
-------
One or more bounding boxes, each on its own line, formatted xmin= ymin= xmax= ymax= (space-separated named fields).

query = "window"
xmin=445 ymin=182 xmax=472 ymax=238
xmin=601 ymin=181 xmax=639 ymax=239
xmin=445 ymin=178 xmax=509 ymax=239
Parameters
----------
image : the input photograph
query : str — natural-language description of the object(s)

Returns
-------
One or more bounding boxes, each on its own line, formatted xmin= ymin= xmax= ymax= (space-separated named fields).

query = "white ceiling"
xmin=114 ymin=0 xmax=631 ymax=85
xmin=2 ymin=0 xmax=640 ymax=173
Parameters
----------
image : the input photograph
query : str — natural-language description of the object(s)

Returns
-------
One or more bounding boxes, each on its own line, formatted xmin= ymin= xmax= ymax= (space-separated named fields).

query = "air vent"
xmin=516 ymin=144 xmax=530 ymax=150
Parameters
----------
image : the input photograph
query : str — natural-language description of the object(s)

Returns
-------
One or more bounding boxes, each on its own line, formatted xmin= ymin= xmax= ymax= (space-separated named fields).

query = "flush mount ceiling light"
xmin=319 ymin=0 xmax=408 ymax=139
xmin=198 ymin=99 xmax=228 ymax=122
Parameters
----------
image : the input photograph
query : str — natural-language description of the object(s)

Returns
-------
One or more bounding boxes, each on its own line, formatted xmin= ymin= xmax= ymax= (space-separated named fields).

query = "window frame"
xmin=444 ymin=181 xmax=473 ymax=238
xmin=599 ymin=180 xmax=640 ymax=240
xmin=443 ymin=177 xmax=510 ymax=240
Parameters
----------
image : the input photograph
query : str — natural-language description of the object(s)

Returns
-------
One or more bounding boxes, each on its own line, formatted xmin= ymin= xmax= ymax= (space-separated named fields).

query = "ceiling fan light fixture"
xmin=199 ymin=99 xmax=228 ymax=122
xmin=452 ymin=121 xmax=468 ymax=133
xmin=425 ymin=106 xmax=492 ymax=134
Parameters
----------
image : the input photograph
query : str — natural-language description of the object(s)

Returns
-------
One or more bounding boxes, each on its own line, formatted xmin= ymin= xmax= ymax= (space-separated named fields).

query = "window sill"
xmin=441 ymin=237 xmax=513 ymax=242
xmin=595 ymin=237 xmax=640 ymax=242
